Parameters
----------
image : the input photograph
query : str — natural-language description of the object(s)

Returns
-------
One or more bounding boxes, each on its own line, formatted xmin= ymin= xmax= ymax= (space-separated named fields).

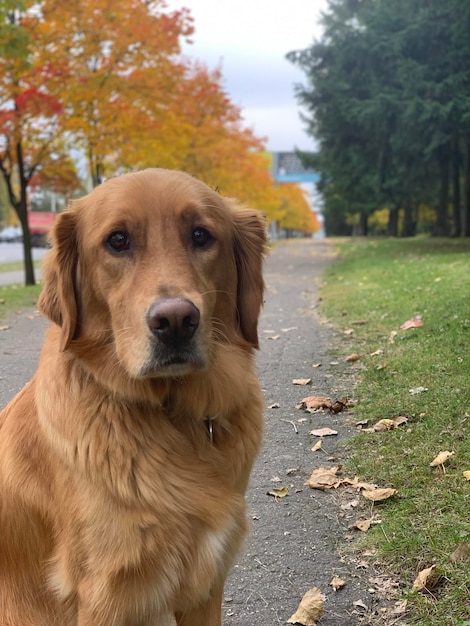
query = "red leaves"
xmin=15 ymin=88 xmax=63 ymax=116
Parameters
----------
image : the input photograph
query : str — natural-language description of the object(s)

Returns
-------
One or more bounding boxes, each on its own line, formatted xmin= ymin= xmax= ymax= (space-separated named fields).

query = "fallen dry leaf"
xmin=400 ymin=315 xmax=423 ymax=331
xmin=355 ymin=519 xmax=372 ymax=532
xmin=269 ymin=403 xmax=280 ymax=409
xmin=267 ymin=334 xmax=280 ymax=340
xmin=330 ymin=575 xmax=346 ymax=591
xmin=346 ymin=478 xmax=378 ymax=491
xmin=309 ymin=428 xmax=338 ymax=437
xmin=351 ymin=319 xmax=368 ymax=325
xmin=293 ymin=378 xmax=312 ymax=386
xmin=409 ymin=386 xmax=428 ymax=395
xmin=353 ymin=599 xmax=368 ymax=610
xmin=305 ymin=466 xmax=342 ymax=490
xmin=287 ymin=587 xmax=324 ymax=625
xmin=369 ymin=349 xmax=383 ymax=357
xmin=329 ymin=399 xmax=348 ymax=413
xmin=463 ymin=470 xmax=470 ymax=481
xmin=361 ymin=488 xmax=397 ymax=502
xmin=451 ymin=542 xmax=470 ymax=564
xmin=311 ymin=441 xmax=323 ymax=452
xmin=0 ymin=325 xmax=10 ymax=331
xmin=311 ymin=362 xmax=322 ymax=368
xmin=412 ymin=565 xmax=436 ymax=592
xmin=430 ymin=450 xmax=455 ymax=468
xmin=391 ymin=415 xmax=408 ymax=427
xmin=369 ymin=419 xmax=396 ymax=432
xmin=367 ymin=416 xmax=408 ymax=432
xmin=296 ymin=396 xmax=331 ymax=411
xmin=266 ymin=486 xmax=289 ymax=498
xmin=345 ymin=353 xmax=361 ymax=362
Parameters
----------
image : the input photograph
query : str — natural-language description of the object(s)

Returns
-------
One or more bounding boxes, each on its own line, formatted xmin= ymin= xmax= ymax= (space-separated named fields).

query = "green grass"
xmin=321 ymin=237 xmax=470 ymax=625
xmin=0 ymin=259 xmax=42 ymax=273
xmin=0 ymin=283 xmax=42 ymax=321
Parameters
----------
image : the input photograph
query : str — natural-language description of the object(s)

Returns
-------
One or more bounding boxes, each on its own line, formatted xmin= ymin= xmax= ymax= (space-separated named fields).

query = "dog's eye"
xmin=107 ymin=231 xmax=130 ymax=253
xmin=192 ymin=228 xmax=213 ymax=248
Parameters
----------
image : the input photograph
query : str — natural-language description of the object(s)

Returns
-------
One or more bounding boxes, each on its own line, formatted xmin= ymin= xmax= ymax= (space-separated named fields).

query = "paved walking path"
xmin=0 ymin=239 xmax=391 ymax=625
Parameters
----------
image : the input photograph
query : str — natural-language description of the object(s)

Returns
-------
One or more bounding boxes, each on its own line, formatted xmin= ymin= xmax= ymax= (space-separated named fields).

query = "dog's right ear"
xmin=38 ymin=210 xmax=79 ymax=351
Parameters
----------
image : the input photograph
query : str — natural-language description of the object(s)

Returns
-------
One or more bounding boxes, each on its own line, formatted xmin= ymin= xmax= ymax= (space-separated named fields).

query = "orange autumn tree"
xmin=0 ymin=1 xmax=81 ymax=284
xmin=38 ymin=0 xmax=278 ymax=213
xmin=38 ymin=0 xmax=193 ymax=186
xmin=275 ymin=184 xmax=320 ymax=236
xmin=124 ymin=62 xmax=279 ymax=213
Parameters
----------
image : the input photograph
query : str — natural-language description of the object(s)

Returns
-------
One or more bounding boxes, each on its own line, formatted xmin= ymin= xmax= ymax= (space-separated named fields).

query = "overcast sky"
xmin=165 ymin=0 xmax=328 ymax=152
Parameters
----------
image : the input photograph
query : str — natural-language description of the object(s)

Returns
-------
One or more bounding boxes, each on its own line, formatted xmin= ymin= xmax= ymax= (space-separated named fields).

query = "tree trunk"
xmin=432 ymin=143 xmax=450 ymax=237
xmin=402 ymin=202 xmax=416 ymax=237
xmin=15 ymin=142 xmax=36 ymax=285
xmin=462 ymin=136 xmax=470 ymax=236
xmin=451 ymin=130 xmax=461 ymax=236
xmin=387 ymin=206 xmax=399 ymax=236
xmin=357 ymin=211 xmax=368 ymax=237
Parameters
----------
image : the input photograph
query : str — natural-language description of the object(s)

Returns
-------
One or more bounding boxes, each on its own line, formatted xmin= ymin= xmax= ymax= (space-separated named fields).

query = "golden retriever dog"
xmin=0 ymin=169 xmax=266 ymax=626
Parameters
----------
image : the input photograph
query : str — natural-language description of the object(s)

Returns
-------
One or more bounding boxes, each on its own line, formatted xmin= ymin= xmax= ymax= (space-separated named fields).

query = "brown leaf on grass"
xmin=430 ymin=450 xmax=455 ymax=468
xmin=266 ymin=487 xmax=289 ymax=498
xmin=293 ymin=378 xmax=312 ymax=386
xmin=309 ymin=427 xmax=338 ymax=437
xmin=463 ymin=470 xmax=470 ymax=481
xmin=345 ymin=478 xmax=378 ymax=491
xmin=351 ymin=319 xmax=368 ymax=325
xmin=330 ymin=575 xmax=346 ymax=591
xmin=287 ymin=587 xmax=324 ymax=625
xmin=296 ymin=396 xmax=331 ymax=411
xmin=400 ymin=315 xmax=423 ymax=331
xmin=366 ymin=416 xmax=408 ymax=432
xmin=345 ymin=353 xmax=361 ymax=362
xmin=355 ymin=519 xmax=372 ymax=532
xmin=369 ymin=419 xmax=396 ymax=432
xmin=409 ymin=386 xmax=428 ymax=395
xmin=361 ymin=488 xmax=397 ymax=502
xmin=305 ymin=466 xmax=342 ymax=490
xmin=451 ymin=542 xmax=470 ymax=564
xmin=412 ymin=565 xmax=439 ymax=592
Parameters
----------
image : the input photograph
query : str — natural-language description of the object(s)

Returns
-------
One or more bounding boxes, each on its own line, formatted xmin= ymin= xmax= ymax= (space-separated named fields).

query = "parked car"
xmin=0 ymin=225 xmax=22 ymax=242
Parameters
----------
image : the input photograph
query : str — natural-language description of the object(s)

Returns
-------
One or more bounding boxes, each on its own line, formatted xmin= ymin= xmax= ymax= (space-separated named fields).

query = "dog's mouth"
xmin=138 ymin=344 xmax=207 ymax=378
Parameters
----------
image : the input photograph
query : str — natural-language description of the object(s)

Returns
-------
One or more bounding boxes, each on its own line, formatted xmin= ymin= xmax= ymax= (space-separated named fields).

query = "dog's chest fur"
xmin=32 ymin=356 xmax=259 ymax=618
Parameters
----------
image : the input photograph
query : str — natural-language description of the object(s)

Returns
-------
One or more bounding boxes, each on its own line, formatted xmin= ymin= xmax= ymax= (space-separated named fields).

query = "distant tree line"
xmin=288 ymin=0 xmax=470 ymax=237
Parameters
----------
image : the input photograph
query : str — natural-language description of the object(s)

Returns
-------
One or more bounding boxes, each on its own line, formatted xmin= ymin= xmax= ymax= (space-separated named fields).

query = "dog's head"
xmin=38 ymin=169 xmax=266 ymax=381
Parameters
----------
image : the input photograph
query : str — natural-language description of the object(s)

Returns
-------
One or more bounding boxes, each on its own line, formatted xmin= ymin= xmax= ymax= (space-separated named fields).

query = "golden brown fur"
xmin=0 ymin=169 xmax=266 ymax=625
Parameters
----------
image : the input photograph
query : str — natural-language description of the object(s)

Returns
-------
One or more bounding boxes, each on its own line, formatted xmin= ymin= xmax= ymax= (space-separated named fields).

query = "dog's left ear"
xmin=231 ymin=206 xmax=267 ymax=348
xmin=38 ymin=209 xmax=79 ymax=351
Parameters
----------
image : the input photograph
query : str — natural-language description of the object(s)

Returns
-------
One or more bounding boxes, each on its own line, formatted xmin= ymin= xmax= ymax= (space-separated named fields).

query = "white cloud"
xmin=165 ymin=0 xmax=328 ymax=151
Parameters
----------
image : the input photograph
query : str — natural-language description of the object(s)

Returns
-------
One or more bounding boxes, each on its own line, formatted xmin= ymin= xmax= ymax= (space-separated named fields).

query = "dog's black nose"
xmin=146 ymin=298 xmax=200 ymax=347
